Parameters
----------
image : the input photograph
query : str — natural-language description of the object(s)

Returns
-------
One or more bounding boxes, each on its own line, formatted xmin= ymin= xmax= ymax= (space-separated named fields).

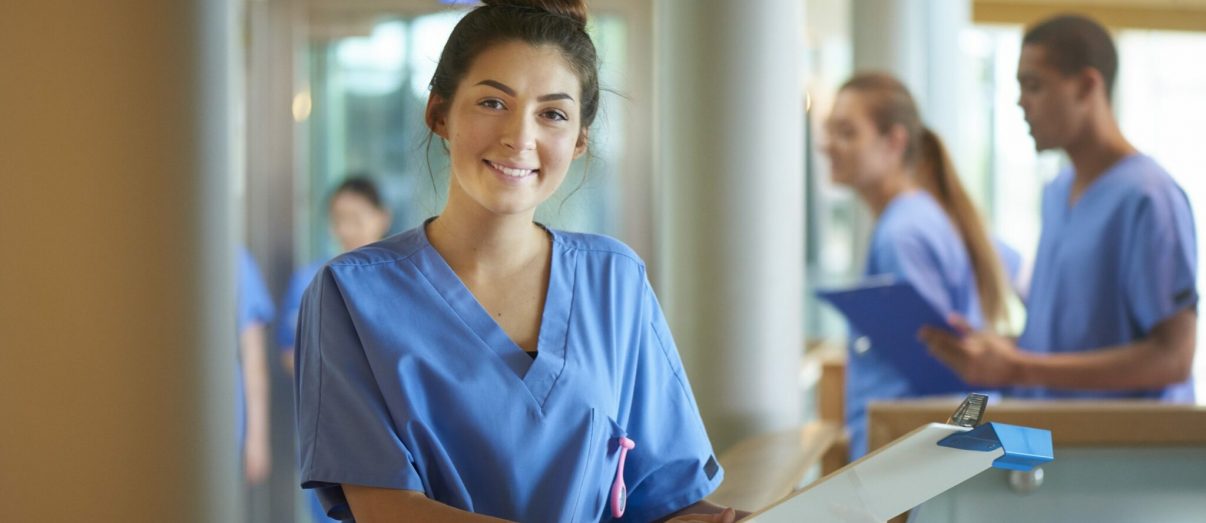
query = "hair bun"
xmin=480 ymin=0 xmax=588 ymax=28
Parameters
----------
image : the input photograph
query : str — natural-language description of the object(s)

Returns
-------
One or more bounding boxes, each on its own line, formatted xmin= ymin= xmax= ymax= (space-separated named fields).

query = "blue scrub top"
xmin=236 ymin=248 xmax=275 ymax=448
xmin=1016 ymin=154 xmax=1198 ymax=401
xmin=238 ymin=248 xmax=275 ymax=335
xmin=296 ymin=223 xmax=723 ymax=522
xmin=846 ymin=191 xmax=985 ymax=458
xmin=277 ymin=260 xmax=324 ymax=350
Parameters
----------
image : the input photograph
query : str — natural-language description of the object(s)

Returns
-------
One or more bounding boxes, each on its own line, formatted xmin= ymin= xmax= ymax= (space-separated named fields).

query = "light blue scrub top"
xmin=846 ymin=191 xmax=985 ymax=458
xmin=1016 ymin=154 xmax=1198 ymax=401
xmin=296 ymin=223 xmax=723 ymax=522
xmin=237 ymin=248 xmax=275 ymax=449
xmin=238 ymin=248 xmax=275 ymax=335
xmin=277 ymin=260 xmax=323 ymax=350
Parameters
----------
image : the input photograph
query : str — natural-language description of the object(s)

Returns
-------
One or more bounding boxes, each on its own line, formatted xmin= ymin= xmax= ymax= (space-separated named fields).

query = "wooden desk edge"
xmin=867 ymin=400 xmax=1206 ymax=451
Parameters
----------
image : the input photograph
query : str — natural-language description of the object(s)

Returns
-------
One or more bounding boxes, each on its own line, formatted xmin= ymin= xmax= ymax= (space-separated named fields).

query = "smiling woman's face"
xmin=432 ymin=40 xmax=587 ymax=218
xmin=822 ymin=90 xmax=900 ymax=190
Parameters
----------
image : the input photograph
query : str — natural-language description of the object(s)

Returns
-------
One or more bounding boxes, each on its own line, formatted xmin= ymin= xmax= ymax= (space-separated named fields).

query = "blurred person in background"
xmin=922 ymin=14 xmax=1198 ymax=402
xmin=278 ymin=175 xmax=392 ymax=376
xmin=237 ymin=247 xmax=274 ymax=486
xmin=822 ymin=72 xmax=1012 ymax=459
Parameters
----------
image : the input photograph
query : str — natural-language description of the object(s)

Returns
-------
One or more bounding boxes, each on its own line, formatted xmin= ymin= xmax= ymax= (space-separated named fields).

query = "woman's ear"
xmin=426 ymin=95 xmax=449 ymax=138
xmin=573 ymin=128 xmax=589 ymax=159
xmin=886 ymin=123 xmax=910 ymax=156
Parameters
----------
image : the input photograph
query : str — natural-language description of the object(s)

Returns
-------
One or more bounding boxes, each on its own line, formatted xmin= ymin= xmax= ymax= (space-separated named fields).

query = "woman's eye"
xmin=479 ymin=99 xmax=505 ymax=110
xmin=541 ymin=109 xmax=569 ymax=122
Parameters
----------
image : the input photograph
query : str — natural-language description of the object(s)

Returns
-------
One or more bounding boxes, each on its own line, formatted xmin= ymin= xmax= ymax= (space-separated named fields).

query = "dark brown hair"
xmin=425 ymin=0 xmax=599 ymax=132
xmin=328 ymin=174 xmax=385 ymax=211
xmin=1023 ymin=14 xmax=1118 ymax=99
xmin=841 ymin=72 xmax=1010 ymax=327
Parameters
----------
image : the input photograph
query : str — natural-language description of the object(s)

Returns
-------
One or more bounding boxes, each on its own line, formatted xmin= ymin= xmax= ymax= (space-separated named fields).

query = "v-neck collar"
xmin=411 ymin=219 xmax=575 ymax=411
xmin=1062 ymin=153 xmax=1142 ymax=213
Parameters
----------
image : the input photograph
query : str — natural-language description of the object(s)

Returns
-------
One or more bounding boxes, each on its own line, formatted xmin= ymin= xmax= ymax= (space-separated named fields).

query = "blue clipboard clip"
xmin=936 ymin=394 xmax=1055 ymax=471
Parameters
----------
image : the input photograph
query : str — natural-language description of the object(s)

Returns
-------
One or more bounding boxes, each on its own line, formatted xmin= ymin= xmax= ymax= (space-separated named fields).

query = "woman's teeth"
xmin=489 ymin=161 xmax=535 ymax=178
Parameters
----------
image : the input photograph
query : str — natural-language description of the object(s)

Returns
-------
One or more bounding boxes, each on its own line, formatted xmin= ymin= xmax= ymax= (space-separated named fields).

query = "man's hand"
xmin=919 ymin=313 xmax=1024 ymax=387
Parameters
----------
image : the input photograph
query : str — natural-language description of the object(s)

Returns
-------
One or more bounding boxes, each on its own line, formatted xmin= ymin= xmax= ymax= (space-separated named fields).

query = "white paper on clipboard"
xmin=745 ymin=423 xmax=1005 ymax=523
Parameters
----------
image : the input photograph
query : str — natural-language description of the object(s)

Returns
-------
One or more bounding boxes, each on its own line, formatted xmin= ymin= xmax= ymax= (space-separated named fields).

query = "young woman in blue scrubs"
xmin=922 ymin=15 xmax=1198 ymax=400
xmin=295 ymin=1 xmax=743 ymax=521
xmin=822 ymin=73 xmax=1011 ymax=458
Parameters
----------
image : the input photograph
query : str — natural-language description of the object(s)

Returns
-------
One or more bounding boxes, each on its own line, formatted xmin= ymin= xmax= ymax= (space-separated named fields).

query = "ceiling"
xmin=975 ymin=0 xmax=1206 ymax=31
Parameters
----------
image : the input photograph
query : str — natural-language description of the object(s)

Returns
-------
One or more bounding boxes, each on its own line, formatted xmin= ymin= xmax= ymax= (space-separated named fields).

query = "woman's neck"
xmin=858 ymin=168 xmax=917 ymax=217
xmin=426 ymin=193 xmax=548 ymax=280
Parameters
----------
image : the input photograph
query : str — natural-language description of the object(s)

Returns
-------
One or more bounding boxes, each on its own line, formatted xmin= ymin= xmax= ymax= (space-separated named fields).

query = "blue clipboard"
xmin=816 ymin=278 xmax=970 ymax=394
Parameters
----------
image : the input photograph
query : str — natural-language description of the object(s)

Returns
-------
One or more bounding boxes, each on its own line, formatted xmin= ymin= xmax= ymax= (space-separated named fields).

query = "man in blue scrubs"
xmin=922 ymin=14 xmax=1198 ymax=400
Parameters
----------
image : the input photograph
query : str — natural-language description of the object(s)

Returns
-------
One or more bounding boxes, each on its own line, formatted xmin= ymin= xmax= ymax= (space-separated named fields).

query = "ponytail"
xmin=840 ymin=72 xmax=1010 ymax=328
xmin=917 ymin=128 xmax=1010 ymax=328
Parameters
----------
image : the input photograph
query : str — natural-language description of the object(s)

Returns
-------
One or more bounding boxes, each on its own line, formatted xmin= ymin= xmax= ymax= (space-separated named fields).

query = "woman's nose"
xmin=500 ymin=113 xmax=536 ymax=151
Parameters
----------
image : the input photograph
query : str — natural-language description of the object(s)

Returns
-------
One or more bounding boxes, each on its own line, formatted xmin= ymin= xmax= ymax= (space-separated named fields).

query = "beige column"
xmin=0 ymin=1 xmax=241 ymax=521
xmin=654 ymin=0 xmax=806 ymax=451
xmin=852 ymin=0 xmax=972 ymax=167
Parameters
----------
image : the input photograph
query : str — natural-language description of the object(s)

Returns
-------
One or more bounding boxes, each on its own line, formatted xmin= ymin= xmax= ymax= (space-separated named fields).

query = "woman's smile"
xmin=485 ymin=159 xmax=539 ymax=181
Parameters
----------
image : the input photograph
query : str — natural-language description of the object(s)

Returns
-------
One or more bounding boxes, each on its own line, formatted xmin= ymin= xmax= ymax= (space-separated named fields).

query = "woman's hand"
xmin=666 ymin=507 xmax=739 ymax=523
xmin=662 ymin=501 xmax=751 ymax=522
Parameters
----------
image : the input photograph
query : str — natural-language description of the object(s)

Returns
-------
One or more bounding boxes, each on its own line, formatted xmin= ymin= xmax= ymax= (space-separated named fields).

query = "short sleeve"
xmin=237 ymin=248 xmax=275 ymax=334
xmin=295 ymin=267 xmax=425 ymax=505
xmin=618 ymin=278 xmax=723 ymax=522
xmin=1123 ymin=192 xmax=1198 ymax=332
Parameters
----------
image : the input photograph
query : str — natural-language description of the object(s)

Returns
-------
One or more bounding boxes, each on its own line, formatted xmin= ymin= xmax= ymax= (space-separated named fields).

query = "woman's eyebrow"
xmin=475 ymin=79 xmax=575 ymax=102
xmin=476 ymin=79 xmax=516 ymax=95
xmin=538 ymin=93 xmax=574 ymax=102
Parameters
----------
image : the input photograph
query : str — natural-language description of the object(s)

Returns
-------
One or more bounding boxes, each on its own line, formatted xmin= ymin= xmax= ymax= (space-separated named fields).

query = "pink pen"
xmin=610 ymin=436 xmax=636 ymax=518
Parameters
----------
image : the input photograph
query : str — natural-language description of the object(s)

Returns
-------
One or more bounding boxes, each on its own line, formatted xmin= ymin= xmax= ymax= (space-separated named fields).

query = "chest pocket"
xmin=571 ymin=410 xmax=627 ymax=522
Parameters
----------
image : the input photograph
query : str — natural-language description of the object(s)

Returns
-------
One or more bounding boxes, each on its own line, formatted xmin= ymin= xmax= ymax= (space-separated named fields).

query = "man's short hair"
xmin=1023 ymin=14 xmax=1118 ymax=99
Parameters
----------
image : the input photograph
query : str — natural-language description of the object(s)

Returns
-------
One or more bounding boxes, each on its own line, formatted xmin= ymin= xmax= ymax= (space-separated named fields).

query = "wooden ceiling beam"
xmin=975 ymin=1 xmax=1206 ymax=32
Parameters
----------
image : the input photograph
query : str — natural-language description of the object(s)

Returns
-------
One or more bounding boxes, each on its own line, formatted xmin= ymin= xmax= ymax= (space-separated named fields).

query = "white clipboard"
xmin=746 ymin=399 xmax=1053 ymax=522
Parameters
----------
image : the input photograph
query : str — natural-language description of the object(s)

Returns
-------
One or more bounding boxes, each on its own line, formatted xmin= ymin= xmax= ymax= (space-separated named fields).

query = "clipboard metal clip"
xmin=946 ymin=392 xmax=988 ymax=427
xmin=937 ymin=394 xmax=1054 ymax=472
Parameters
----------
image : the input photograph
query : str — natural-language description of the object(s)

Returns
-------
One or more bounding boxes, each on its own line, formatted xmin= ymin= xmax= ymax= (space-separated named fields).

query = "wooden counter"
xmin=868 ymin=398 xmax=1206 ymax=451
xmin=707 ymin=420 xmax=842 ymax=511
